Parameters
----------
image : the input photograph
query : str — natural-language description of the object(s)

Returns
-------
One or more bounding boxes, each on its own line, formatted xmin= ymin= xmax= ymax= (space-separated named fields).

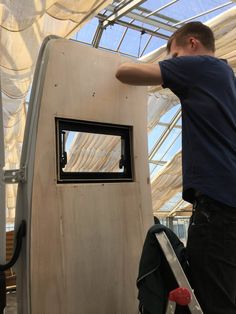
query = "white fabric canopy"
xmin=151 ymin=151 xmax=182 ymax=212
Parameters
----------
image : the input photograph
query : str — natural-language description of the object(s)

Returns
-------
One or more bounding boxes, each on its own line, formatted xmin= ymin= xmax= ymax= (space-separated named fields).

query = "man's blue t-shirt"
xmin=159 ymin=56 xmax=236 ymax=207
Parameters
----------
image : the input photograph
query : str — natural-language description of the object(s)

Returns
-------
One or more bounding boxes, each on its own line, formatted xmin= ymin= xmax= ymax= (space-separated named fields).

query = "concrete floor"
xmin=5 ymin=292 xmax=17 ymax=314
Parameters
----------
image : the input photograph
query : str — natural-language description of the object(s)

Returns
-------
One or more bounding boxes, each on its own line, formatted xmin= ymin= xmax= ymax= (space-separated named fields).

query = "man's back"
xmin=159 ymin=55 xmax=236 ymax=206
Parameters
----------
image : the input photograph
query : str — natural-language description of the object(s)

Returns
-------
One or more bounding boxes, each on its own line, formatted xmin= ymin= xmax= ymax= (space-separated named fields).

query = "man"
xmin=116 ymin=22 xmax=236 ymax=314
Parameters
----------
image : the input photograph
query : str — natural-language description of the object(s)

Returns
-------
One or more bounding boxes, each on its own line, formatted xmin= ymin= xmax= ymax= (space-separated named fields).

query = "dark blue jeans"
xmin=187 ymin=196 xmax=236 ymax=314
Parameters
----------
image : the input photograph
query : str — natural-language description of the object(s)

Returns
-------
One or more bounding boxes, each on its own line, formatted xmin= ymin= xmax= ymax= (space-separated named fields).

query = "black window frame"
xmin=55 ymin=117 xmax=134 ymax=183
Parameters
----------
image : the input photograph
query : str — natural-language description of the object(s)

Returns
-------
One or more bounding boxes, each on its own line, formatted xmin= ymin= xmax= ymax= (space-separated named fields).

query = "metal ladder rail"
xmin=155 ymin=232 xmax=203 ymax=314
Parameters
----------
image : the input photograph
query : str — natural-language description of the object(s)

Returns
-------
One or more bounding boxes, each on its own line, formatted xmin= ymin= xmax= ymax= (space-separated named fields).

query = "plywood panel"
xmin=30 ymin=39 xmax=153 ymax=314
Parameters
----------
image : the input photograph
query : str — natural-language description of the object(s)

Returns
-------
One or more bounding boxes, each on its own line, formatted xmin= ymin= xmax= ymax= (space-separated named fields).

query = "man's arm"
xmin=115 ymin=62 xmax=163 ymax=86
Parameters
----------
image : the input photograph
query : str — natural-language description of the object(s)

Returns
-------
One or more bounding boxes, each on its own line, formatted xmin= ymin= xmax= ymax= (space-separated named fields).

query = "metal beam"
xmin=102 ymin=0 xmax=147 ymax=28
xmin=106 ymin=3 xmax=180 ymax=24
xmin=105 ymin=3 xmax=177 ymax=32
xmin=158 ymin=130 xmax=181 ymax=163
xmin=113 ymin=0 xmax=132 ymax=7
xmin=168 ymin=201 xmax=193 ymax=217
xmin=143 ymin=0 xmax=179 ymax=19
xmin=138 ymin=5 xmax=179 ymax=24
xmin=113 ymin=19 xmax=170 ymax=40
xmin=166 ymin=216 xmax=174 ymax=229
xmin=92 ymin=21 xmax=104 ymax=48
xmin=116 ymin=21 xmax=134 ymax=51
xmin=168 ymin=199 xmax=185 ymax=217
xmin=97 ymin=14 xmax=170 ymax=40
xmin=174 ymin=1 xmax=233 ymax=26
xmin=149 ymin=160 xmax=167 ymax=166
xmin=153 ymin=210 xmax=171 ymax=217
xmin=140 ymin=34 xmax=153 ymax=57
xmin=158 ymin=121 xmax=182 ymax=128
xmin=124 ymin=11 xmax=177 ymax=32
xmin=149 ymin=108 xmax=181 ymax=160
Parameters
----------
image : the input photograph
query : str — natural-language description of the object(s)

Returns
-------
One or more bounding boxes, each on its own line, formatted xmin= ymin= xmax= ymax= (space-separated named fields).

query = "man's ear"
xmin=189 ymin=37 xmax=199 ymax=50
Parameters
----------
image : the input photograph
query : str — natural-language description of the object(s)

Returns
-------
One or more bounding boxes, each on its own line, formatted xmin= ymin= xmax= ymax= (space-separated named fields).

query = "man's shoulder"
xmin=159 ymin=55 xmax=231 ymax=73
xmin=159 ymin=55 xmax=206 ymax=69
xmin=160 ymin=55 xmax=220 ymax=64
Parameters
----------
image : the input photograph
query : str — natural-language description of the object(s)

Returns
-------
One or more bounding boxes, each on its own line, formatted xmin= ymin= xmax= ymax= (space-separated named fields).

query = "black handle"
xmin=0 ymin=220 xmax=26 ymax=272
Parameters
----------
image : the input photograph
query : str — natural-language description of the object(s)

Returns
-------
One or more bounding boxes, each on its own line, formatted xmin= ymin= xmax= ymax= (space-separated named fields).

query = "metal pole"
xmin=0 ymin=76 xmax=6 ymax=264
xmin=102 ymin=0 xmax=146 ymax=28
xmin=173 ymin=1 xmax=233 ymax=26
xmin=166 ymin=216 xmax=174 ymax=230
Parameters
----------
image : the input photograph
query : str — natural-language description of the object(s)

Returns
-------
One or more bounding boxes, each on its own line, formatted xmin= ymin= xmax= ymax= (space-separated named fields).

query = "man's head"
xmin=167 ymin=21 xmax=215 ymax=58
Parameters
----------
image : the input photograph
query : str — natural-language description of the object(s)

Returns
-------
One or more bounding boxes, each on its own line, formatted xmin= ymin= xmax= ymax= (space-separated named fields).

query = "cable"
xmin=0 ymin=220 xmax=26 ymax=272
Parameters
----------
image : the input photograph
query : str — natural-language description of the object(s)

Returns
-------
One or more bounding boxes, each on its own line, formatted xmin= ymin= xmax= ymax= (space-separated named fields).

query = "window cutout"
xmin=56 ymin=118 xmax=133 ymax=183
xmin=63 ymin=131 xmax=124 ymax=173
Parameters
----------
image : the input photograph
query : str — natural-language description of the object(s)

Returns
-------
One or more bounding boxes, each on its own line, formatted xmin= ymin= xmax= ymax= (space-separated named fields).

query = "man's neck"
xmin=194 ymin=49 xmax=215 ymax=57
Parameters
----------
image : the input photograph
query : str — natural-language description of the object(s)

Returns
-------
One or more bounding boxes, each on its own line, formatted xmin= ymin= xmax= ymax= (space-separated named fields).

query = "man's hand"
xmin=116 ymin=62 xmax=163 ymax=86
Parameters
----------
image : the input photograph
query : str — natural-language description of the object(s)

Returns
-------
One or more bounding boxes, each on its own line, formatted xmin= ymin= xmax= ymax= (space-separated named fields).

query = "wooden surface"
xmin=5 ymin=231 xmax=16 ymax=289
xmin=30 ymin=39 xmax=153 ymax=314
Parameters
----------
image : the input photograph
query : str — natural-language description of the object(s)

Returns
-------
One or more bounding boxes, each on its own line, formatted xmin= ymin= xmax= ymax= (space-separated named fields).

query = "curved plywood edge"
xmin=15 ymin=36 xmax=59 ymax=314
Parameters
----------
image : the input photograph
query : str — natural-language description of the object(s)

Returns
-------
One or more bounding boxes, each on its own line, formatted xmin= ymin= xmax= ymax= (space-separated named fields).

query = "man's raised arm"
xmin=115 ymin=62 xmax=163 ymax=86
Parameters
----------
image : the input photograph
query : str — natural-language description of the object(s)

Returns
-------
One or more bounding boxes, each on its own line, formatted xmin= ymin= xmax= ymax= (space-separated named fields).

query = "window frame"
xmin=55 ymin=117 xmax=134 ymax=183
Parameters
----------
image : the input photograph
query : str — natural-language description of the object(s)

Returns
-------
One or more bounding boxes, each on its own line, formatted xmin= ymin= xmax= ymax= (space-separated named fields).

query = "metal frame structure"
xmin=94 ymin=0 xmax=180 ymax=54
xmin=87 ymin=0 xmax=235 ymax=57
